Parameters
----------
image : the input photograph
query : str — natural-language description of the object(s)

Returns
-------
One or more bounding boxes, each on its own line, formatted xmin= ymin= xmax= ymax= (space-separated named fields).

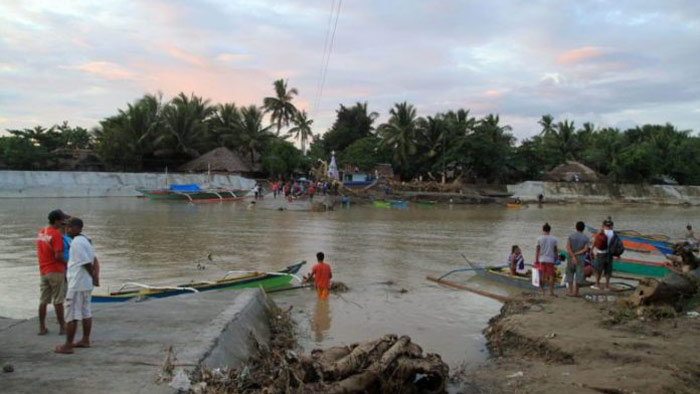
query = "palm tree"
xmin=288 ymin=110 xmax=314 ymax=155
xmin=237 ymin=105 xmax=273 ymax=164
xmin=263 ymin=79 xmax=299 ymax=136
xmin=378 ymin=102 xmax=420 ymax=177
xmin=538 ymin=114 xmax=556 ymax=137
xmin=209 ymin=103 xmax=241 ymax=149
xmin=553 ymin=120 xmax=578 ymax=160
xmin=161 ymin=93 xmax=214 ymax=158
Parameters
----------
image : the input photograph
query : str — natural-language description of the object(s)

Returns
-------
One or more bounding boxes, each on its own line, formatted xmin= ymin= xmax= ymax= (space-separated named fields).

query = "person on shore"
xmin=37 ymin=209 xmax=69 ymax=335
xmin=508 ymin=245 xmax=526 ymax=275
xmin=272 ymin=181 xmax=279 ymax=199
xmin=308 ymin=183 xmax=316 ymax=201
xmin=592 ymin=220 xmax=614 ymax=290
xmin=685 ymin=225 xmax=698 ymax=247
xmin=55 ymin=217 xmax=96 ymax=354
xmin=283 ymin=182 xmax=290 ymax=198
xmin=307 ymin=252 xmax=332 ymax=300
xmin=566 ymin=221 xmax=590 ymax=297
xmin=535 ymin=223 xmax=558 ymax=296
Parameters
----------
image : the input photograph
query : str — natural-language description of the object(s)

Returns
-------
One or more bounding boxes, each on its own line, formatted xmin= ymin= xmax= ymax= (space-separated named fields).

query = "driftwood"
xmin=299 ymin=334 xmax=448 ymax=394
xmin=627 ymin=269 xmax=700 ymax=307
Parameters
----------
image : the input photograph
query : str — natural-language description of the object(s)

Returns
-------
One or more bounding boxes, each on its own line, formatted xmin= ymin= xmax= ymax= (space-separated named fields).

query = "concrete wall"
xmin=509 ymin=181 xmax=700 ymax=205
xmin=0 ymin=170 xmax=256 ymax=198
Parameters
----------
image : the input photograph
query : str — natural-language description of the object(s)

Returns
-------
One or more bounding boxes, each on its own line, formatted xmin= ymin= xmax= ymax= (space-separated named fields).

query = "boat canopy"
xmin=169 ymin=184 xmax=201 ymax=192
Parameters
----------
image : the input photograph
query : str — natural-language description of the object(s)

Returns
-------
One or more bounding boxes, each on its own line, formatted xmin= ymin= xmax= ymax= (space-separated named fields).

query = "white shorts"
xmin=66 ymin=290 xmax=92 ymax=321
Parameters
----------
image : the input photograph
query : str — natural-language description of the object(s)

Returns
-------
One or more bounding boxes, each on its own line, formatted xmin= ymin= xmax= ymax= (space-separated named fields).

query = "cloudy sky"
xmin=1 ymin=0 xmax=699 ymax=141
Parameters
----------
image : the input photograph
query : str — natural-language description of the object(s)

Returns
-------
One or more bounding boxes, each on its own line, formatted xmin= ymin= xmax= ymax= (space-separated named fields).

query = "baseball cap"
xmin=48 ymin=209 xmax=70 ymax=224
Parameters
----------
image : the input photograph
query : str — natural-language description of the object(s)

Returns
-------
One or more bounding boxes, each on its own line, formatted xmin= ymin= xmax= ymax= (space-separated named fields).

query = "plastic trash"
xmin=169 ymin=369 xmax=191 ymax=391
xmin=507 ymin=371 xmax=524 ymax=378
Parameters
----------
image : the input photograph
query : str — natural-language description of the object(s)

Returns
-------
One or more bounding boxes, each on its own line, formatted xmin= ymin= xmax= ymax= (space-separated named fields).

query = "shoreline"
xmin=465 ymin=295 xmax=700 ymax=394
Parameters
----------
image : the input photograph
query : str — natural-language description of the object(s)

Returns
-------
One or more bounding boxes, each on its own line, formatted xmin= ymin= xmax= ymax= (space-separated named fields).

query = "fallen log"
xmin=626 ymin=268 xmax=699 ymax=307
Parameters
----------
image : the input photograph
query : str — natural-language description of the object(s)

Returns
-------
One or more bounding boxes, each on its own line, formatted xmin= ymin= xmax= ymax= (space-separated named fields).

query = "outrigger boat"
xmin=137 ymin=184 xmax=249 ymax=203
xmin=92 ymin=261 xmax=305 ymax=303
xmin=462 ymin=259 xmax=566 ymax=290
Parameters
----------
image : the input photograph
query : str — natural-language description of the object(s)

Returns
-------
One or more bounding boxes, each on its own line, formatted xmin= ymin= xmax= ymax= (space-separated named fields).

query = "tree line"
xmin=1 ymin=80 xmax=699 ymax=185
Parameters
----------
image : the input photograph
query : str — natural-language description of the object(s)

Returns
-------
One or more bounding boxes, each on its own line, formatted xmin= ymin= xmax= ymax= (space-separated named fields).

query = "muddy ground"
xmin=467 ymin=296 xmax=700 ymax=394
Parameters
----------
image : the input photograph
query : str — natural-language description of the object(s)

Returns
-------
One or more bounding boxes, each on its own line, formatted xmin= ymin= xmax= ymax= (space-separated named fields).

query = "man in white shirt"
xmin=55 ymin=217 xmax=95 ymax=354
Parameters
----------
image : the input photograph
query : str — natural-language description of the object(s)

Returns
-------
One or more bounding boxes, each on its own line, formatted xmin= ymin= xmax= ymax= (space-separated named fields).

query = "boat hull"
xmin=613 ymin=258 xmax=669 ymax=278
xmin=477 ymin=267 xmax=565 ymax=290
xmin=139 ymin=189 xmax=247 ymax=201
xmin=92 ymin=262 xmax=304 ymax=303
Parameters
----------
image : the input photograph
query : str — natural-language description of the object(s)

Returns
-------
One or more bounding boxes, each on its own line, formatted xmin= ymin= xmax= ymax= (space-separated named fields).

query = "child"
xmin=307 ymin=252 xmax=332 ymax=299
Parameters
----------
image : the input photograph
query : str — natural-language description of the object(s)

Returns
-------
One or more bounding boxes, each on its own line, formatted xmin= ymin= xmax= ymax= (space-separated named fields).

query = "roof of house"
xmin=545 ymin=160 xmax=600 ymax=182
xmin=178 ymin=147 xmax=260 ymax=173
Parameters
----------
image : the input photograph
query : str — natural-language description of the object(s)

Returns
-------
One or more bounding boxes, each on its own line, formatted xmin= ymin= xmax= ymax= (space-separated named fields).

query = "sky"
xmin=1 ymin=0 xmax=699 ymax=141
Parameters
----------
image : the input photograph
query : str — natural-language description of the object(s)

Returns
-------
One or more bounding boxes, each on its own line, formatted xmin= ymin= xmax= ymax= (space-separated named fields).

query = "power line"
xmin=313 ymin=0 xmax=336 ymax=117
xmin=313 ymin=0 xmax=342 ymax=117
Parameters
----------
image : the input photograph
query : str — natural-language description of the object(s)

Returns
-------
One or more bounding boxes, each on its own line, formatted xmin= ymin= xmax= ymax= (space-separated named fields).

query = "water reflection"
xmin=311 ymin=298 xmax=331 ymax=342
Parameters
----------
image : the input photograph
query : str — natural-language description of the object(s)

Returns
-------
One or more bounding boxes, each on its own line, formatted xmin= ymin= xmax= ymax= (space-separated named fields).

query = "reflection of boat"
xmin=92 ymin=262 xmax=305 ymax=303
xmin=138 ymin=184 xmax=248 ymax=202
xmin=505 ymin=203 xmax=521 ymax=208
xmin=416 ymin=200 xmax=437 ymax=205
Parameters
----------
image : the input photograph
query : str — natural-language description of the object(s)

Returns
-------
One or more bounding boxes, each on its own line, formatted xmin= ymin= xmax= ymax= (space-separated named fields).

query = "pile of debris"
xmin=186 ymin=303 xmax=448 ymax=394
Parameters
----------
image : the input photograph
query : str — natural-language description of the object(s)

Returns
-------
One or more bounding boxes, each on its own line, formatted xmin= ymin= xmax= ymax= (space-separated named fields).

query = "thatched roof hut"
xmin=178 ymin=147 xmax=260 ymax=175
xmin=545 ymin=160 xmax=599 ymax=182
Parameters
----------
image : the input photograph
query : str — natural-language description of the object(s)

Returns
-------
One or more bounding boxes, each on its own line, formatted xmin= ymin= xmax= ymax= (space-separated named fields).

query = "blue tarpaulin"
xmin=169 ymin=184 xmax=201 ymax=192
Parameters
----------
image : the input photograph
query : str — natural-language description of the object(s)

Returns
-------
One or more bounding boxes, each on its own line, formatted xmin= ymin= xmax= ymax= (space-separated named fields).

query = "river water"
xmin=0 ymin=198 xmax=693 ymax=367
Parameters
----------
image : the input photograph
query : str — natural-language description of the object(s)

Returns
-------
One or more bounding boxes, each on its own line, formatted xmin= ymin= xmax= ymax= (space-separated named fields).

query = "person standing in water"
xmin=308 ymin=252 xmax=332 ymax=299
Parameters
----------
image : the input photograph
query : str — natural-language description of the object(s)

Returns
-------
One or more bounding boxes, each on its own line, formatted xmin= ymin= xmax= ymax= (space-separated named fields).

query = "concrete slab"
xmin=0 ymin=289 xmax=270 ymax=394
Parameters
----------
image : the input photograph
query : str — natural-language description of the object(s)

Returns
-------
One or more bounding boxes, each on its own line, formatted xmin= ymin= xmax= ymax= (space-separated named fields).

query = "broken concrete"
xmin=0 ymin=289 xmax=270 ymax=394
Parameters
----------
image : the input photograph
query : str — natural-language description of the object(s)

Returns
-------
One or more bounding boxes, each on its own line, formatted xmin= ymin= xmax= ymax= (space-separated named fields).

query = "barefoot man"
xmin=37 ymin=209 xmax=69 ymax=335
xmin=308 ymin=252 xmax=332 ymax=299
xmin=56 ymin=217 xmax=96 ymax=354
xmin=535 ymin=223 xmax=558 ymax=297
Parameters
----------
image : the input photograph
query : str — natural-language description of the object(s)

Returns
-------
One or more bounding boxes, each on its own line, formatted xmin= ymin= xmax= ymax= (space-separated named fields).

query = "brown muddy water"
xmin=0 ymin=198 xmax=694 ymax=367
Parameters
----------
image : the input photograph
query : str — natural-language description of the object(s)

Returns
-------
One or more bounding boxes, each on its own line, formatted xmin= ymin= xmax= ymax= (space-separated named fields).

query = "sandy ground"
xmin=467 ymin=296 xmax=700 ymax=394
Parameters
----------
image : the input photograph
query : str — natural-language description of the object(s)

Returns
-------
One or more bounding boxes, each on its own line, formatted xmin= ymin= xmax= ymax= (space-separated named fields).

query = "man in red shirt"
xmin=308 ymin=252 xmax=332 ymax=299
xmin=37 ymin=209 xmax=69 ymax=335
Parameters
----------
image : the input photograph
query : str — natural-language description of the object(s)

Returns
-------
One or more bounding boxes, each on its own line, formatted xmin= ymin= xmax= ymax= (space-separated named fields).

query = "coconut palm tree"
xmin=160 ymin=93 xmax=214 ymax=158
xmin=553 ymin=120 xmax=579 ymax=160
xmin=288 ymin=110 xmax=314 ymax=155
xmin=263 ymin=79 xmax=299 ymax=136
xmin=237 ymin=105 xmax=273 ymax=164
xmin=378 ymin=102 xmax=420 ymax=178
xmin=538 ymin=114 xmax=556 ymax=137
xmin=209 ymin=103 xmax=242 ymax=149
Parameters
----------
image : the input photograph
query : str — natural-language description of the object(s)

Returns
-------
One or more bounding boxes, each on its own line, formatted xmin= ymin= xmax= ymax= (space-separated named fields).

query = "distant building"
xmin=373 ymin=163 xmax=394 ymax=179
xmin=178 ymin=147 xmax=261 ymax=177
xmin=545 ymin=161 xmax=599 ymax=182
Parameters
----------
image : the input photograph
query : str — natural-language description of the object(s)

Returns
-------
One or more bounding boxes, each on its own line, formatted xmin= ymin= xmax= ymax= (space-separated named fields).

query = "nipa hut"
xmin=178 ymin=147 xmax=261 ymax=176
xmin=545 ymin=160 xmax=599 ymax=182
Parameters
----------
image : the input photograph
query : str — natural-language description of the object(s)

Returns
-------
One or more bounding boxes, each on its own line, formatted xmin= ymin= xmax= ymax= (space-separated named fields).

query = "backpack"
xmin=609 ymin=232 xmax=625 ymax=257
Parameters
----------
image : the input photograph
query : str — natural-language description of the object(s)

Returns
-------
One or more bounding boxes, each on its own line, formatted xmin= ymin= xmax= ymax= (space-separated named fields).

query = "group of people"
xmin=36 ymin=209 xmax=99 ymax=354
xmin=271 ymin=180 xmax=331 ymax=202
xmin=507 ymin=219 xmax=622 ymax=297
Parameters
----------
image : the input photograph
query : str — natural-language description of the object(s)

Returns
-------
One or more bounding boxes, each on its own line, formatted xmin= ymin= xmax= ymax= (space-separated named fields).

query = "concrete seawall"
xmin=509 ymin=181 xmax=700 ymax=205
xmin=0 ymin=289 xmax=271 ymax=393
xmin=0 ymin=170 xmax=256 ymax=198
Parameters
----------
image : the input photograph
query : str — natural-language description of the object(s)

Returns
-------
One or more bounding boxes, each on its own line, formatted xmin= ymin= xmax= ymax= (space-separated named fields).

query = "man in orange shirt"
xmin=308 ymin=252 xmax=332 ymax=299
xmin=37 ymin=209 xmax=69 ymax=335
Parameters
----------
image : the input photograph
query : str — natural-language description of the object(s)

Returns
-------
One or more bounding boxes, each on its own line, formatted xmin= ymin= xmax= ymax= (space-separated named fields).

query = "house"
xmin=545 ymin=161 xmax=599 ymax=182
xmin=178 ymin=147 xmax=261 ymax=177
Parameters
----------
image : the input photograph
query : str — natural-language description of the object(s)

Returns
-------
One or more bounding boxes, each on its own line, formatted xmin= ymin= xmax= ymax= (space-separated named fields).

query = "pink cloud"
xmin=165 ymin=47 xmax=207 ymax=67
xmin=71 ymin=61 xmax=136 ymax=80
xmin=556 ymin=46 xmax=603 ymax=65
xmin=484 ymin=89 xmax=501 ymax=98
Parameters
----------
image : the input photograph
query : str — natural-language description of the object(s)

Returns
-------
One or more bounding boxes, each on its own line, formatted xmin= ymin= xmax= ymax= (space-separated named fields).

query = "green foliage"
xmin=338 ymin=136 xmax=388 ymax=171
xmin=312 ymin=102 xmax=378 ymax=157
xmin=263 ymin=79 xmax=299 ymax=136
xmin=261 ymin=139 xmax=303 ymax=178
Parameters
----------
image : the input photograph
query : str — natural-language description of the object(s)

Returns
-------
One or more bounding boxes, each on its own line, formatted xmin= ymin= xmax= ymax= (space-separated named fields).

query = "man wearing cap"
xmin=593 ymin=219 xmax=614 ymax=290
xmin=36 ymin=209 xmax=69 ymax=335
xmin=56 ymin=217 xmax=96 ymax=354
